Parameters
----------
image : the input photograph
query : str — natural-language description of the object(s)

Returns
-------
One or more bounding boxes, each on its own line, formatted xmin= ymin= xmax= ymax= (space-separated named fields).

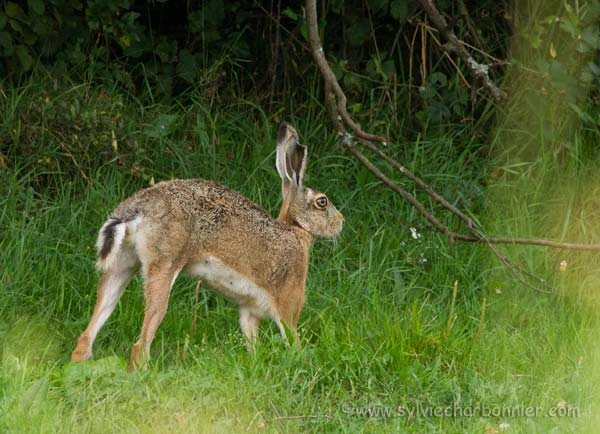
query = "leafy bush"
xmin=0 ymin=0 xmax=597 ymax=137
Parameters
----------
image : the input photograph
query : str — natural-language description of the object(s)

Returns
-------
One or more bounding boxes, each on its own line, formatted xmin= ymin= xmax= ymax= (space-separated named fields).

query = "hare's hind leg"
xmin=71 ymin=262 xmax=138 ymax=362
xmin=129 ymin=263 xmax=181 ymax=370
xmin=239 ymin=307 xmax=260 ymax=351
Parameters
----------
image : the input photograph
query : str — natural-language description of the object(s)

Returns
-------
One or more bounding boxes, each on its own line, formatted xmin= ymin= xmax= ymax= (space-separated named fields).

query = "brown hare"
xmin=71 ymin=123 xmax=344 ymax=369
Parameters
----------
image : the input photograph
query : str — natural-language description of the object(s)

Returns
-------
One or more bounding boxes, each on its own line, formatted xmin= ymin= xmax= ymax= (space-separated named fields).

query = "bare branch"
xmin=305 ymin=0 xmax=389 ymax=143
xmin=347 ymin=145 xmax=451 ymax=233
xmin=359 ymin=139 xmax=475 ymax=228
xmin=416 ymin=0 xmax=506 ymax=100
xmin=304 ymin=0 xmax=600 ymax=292
xmin=348 ymin=145 xmax=555 ymax=293
xmin=359 ymin=139 xmax=600 ymax=252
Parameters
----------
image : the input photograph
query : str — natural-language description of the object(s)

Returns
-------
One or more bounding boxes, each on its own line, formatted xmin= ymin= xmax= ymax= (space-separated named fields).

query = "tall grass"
xmin=1 ymin=73 xmax=599 ymax=433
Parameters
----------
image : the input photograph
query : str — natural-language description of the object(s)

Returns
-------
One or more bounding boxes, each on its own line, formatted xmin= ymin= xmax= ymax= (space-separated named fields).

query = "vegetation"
xmin=1 ymin=0 xmax=600 ymax=433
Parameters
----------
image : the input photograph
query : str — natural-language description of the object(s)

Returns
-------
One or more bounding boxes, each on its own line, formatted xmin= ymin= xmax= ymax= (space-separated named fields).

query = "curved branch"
xmin=305 ymin=0 xmax=389 ymax=143
xmin=305 ymin=0 xmax=600 ymax=292
xmin=305 ymin=0 xmax=600 ymax=253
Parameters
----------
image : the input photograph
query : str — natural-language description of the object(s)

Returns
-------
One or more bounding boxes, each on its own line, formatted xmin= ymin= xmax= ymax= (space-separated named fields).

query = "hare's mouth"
xmin=327 ymin=221 xmax=344 ymax=239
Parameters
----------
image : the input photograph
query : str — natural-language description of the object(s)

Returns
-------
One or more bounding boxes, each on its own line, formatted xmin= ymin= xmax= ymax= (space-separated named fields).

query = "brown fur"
xmin=71 ymin=123 xmax=343 ymax=369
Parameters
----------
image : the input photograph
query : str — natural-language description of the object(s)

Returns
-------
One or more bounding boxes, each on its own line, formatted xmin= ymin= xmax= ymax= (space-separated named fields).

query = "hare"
xmin=71 ymin=123 xmax=344 ymax=369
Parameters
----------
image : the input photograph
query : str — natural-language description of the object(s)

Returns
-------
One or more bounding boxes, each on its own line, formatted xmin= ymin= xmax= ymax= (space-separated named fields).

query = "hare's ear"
xmin=287 ymin=142 xmax=307 ymax=187
xmin=276 ymin=123 xmax=307 ymax=192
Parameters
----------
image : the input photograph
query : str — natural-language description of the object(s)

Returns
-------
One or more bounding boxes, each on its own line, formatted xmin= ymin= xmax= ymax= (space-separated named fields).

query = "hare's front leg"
xmin=129 ymin=264 xmax=180 ymax=370
xmin=72 ymin=264 xmax=138 ymax=362
xmin=277 ymin=296 xmax=304 ymax=350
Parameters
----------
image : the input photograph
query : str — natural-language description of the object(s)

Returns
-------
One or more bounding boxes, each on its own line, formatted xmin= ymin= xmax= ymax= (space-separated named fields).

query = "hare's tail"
xmin=95 ymin=217 xmax=127 ymax=270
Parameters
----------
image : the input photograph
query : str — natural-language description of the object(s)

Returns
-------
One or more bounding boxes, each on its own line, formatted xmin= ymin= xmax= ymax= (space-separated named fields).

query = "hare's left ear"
xmin=276 ymin=123 xmax=307 ymax=193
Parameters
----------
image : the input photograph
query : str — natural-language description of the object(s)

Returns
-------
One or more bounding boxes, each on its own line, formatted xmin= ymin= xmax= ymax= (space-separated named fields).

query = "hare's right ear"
xmin=276 ymin=123 xmax=307 ymax=195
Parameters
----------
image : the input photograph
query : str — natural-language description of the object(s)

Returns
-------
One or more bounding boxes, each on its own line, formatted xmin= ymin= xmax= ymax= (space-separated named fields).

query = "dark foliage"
xmin=0 ymin=0 xmax=598 ymax=185
xmin=0 ymin=1 xmax=513 ymax=120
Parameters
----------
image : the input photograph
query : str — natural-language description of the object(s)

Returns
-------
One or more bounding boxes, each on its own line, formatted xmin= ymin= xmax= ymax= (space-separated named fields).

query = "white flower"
xmin=499 ymin=422 xmax=510 ymax=431
xmin=409 ymin=227 xmax=421 ymax=239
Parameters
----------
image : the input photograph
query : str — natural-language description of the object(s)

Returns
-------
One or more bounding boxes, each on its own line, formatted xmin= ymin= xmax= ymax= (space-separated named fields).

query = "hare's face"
xmin=291 ymin=187 xmax=344 ymax=238
xmin=275 ymin=122 xmax=343 ymax=238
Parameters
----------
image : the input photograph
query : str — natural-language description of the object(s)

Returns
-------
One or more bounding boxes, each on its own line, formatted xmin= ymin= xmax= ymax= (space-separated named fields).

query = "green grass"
xmin=1 ymin=75 xmax=600 ymax=433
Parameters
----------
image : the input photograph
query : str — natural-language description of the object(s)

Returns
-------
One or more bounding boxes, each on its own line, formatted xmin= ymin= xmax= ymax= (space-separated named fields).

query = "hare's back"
xmin=113 ymin=178 xmax=271 ymax=224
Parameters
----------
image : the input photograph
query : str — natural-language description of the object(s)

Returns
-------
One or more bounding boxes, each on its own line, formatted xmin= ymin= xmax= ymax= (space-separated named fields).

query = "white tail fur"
xmin=95 ymin=218 xmax=126 ymax=270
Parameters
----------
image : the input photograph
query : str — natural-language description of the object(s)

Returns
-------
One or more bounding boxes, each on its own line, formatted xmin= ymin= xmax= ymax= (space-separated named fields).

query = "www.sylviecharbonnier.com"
xmin=340 ymin=401 xmax=580 ymax=419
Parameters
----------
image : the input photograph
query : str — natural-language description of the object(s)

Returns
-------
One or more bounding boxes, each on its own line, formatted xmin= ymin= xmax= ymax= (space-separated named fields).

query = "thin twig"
xmin=485 ymin=241 xmax=553 ymax=293
xmin=52 ymin=130 xmax=91 ymax=184
xmin=274 ymin=415 xmax=331 ymax=421
xmin=419 ymin=24 xmax=470 ymax=87
xmin=347 ymin=145 xmax=452 ymax=233
xmin=416 ymin=0 xmax=506 ymax=100
xmin=253 ymin=0 xmax=311 ymax=52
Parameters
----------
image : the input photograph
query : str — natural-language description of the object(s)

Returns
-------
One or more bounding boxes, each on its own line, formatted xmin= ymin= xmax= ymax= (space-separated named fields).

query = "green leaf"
xmin=27 ymin=0 xmax=44 ymax=15
xmin=155 ymin=38 xmax=177 ymax=63
xmin=347 ymin=17 xmax=370 ymax=46
xmin=144 ymin=114 xmax=178 ymax=138
xmin=0 ymin=31 xmax=13 ymax=51
xmin=350 ymin=102 xmax=363 ymax=114
xmin=282 ymin=7 xmax=298 ymax=21
xmin=5 ymin=2 xmax=23 ymax=18
xmin=419 ymin=83 xmax=436 ymax=99
xmin=530 ymin=34 xmax=542 ymax=49
xmin=119 ymin=35 xmax=131 ymax=47
xmin=559 ymin=20 xmax=577 ymax=38
xmin=428 ymin=71 xmax=447 ymax=87
xmin=588 ymin=61 xmax=600 ymax=76
xmin=331 ymin=0 xmax=344 ymax=14
xmin=390 ymin=0 xmax=409 ymax=22
xmin=582 ymin=26 xmax=600 ymax=49
xmin=370 ymin=0 xmax=388 ymax=14
xmin=0 ymin=12 xmax=6 ymax=29
xmin=382 ymin=59 xmax=396 ymax=77
xmin=300 ymin=21 xmax=308 ymax=42
xmin=203 ymin=0 xmax=225 ymax=28
xmin=8 ymin=18 xmax=21 ymax=32
xmin=15 ymin=44 xmax=34 ymax=70
xmin=176 ymin=49 xmax=198 ymax=83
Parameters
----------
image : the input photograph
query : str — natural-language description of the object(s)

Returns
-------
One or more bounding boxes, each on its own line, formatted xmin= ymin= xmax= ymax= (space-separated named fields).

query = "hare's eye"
xmin=315 ymin=196 xmax=328 ymax=209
